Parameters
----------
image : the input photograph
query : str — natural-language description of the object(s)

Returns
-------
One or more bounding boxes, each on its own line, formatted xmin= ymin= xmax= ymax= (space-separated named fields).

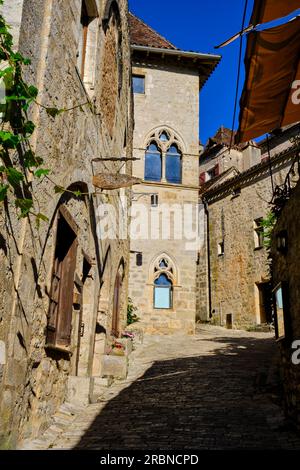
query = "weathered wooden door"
xmin=47 ymin=212 xmax=78 ymax=347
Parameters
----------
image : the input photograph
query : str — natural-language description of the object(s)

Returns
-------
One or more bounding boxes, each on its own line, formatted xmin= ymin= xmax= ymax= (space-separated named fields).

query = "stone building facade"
xmin=0 ymin=0 xmax=133 ymax=448
xmin=197 ymin=124 xmax=300 ymax=329
xmin=127 ymin=14 xmax=220 ymax=335
xmin=271 ymin=153 xmax=300 ymax=428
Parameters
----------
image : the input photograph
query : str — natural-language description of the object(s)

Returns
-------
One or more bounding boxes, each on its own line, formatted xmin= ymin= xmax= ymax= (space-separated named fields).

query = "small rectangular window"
xmin=151 ymin=194 xmax=158 ymax=207
xmin=218 ymin=241 xmax=225 ymax=256
xmin=206 ymin=164 xmax=219 ymax=182
xmin=254 ymin=218 xmax=264 ymax=249
xmin=78 ymin=0 xmax=98 ymax=81
xmin=133 ymin=75 xmax=145 ymax=94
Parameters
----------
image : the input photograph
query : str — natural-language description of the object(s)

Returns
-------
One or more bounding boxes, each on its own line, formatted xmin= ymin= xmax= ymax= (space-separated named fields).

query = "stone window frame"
xmin=99 ymin=0 xmax=123 ymax=137
xmin=254 ymin=217 xmax=264 ymax=250
xmin=217 ymin=241 xmax=225 ymax=257
xmin=149 ymin=253 xmax=179 ymax=310
xmin=77 ymin=0 xmax=99 ymax=93
xmin=143 ymin=127 xmax=185 ymax=184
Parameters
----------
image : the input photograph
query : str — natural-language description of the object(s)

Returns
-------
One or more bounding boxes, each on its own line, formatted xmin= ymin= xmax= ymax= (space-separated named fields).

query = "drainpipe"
xmin=203 ymin=198 xmax=212 ymax=319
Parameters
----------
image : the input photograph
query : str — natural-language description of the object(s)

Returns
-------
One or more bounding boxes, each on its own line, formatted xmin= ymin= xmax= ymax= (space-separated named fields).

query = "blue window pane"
xmin=166 ymin=146 xmax=182 ymax=184
xmin=133 ymin=75 xmax=145 ymax=94
xmin=149 ymin=143 xmax=158 ymax=152
xmin=154 ymin=273 xmax=171 ymax=286
xmin=159 ymin=132 xmax=169 ymax=142
xmin=154 ymin=287 xmax=171 ymax=308
xmin=168 ymin=145 xmax=179 ymax=153
xmin=145 ymin=143 xmax=162 ymax=182
xmin=159 ymin=259 xmax=168 ymax=268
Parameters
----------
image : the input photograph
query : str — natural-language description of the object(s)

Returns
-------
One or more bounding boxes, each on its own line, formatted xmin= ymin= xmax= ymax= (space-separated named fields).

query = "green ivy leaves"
xmin=0 ymin=183 xmax=8 ymax=201
xmin=0 ymin=3 xmax=89 ymax=224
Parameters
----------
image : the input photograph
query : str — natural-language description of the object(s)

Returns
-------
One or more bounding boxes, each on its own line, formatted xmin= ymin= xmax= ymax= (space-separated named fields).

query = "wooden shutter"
xmin=214 ymin=163 xmax=220 ymax=176
xmin=199 ymin=172 xmax=206 ymax=184
xmin=47 ymin=209 xmax=78 ymax=348
xmin=47 ymin=257 xmax=62 ymax=345
xmin=56 ymin=238 xmax=78 ymax=347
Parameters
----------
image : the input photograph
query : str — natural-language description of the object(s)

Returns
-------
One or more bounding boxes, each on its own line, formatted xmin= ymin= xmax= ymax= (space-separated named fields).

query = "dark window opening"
xmin=206 ymin=164 xmax=220 ymax=181
xmin=151 ymin=194 xmax=159 ymax=207
xmin=257 ymin=282 xmax=273 ymax=324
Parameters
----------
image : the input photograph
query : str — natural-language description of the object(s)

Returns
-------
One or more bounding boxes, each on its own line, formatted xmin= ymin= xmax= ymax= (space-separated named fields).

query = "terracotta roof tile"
xmin=129 ymin=12 xmax=177 ymax=50
xmin=208 ymin=127 xmax=236 ymax=147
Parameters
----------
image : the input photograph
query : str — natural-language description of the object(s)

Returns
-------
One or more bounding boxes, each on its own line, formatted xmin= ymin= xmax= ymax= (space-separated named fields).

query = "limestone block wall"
xmin=198 ymin=158 xmax=293 ymax=329
xmin=128 ymin=59 xmax=200 ymax=334
xmin=129 ymin=186 xmax=199 ymax=335
xmin=0 ymin=0 xmax=133 ymax=448
xmin=271 ymin=181 xmax=300 ymax=428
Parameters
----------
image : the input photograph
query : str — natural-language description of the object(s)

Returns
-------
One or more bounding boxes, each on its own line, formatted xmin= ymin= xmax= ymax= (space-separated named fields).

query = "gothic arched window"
xmin=145 ymin=142 xmax=162 ymax=182
xmin=144 ymin=129 xmax=183 ymax=184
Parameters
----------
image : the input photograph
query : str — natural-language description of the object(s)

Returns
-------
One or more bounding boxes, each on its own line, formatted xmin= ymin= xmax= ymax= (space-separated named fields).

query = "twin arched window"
xmin=145 ymin=130 xmax=182 ymax=184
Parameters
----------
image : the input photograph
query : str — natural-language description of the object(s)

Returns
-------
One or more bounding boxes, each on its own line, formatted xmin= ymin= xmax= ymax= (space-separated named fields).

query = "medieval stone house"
xmin=0 ymin=0 xmax=133 ymax=448
xmin=197 ymin=124 xmax=300 ymax=329
xmin=127 ymin=13 xmax=220 ymax=335
xmin=271 ymin=164 xmax=300 ymax=429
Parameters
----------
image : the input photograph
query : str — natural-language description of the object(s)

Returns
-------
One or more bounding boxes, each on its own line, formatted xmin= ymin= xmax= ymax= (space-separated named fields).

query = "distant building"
xmin=271 ymin=131 xmax=300 ymax=429
xmin=197 ymin=124 xmax=300 ymax=328
xmin=128 ymin=13 xmax=220 ymax=334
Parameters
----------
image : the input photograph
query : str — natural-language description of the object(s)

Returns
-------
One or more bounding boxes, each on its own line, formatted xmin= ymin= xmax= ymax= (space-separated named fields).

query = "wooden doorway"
xmin=112 ymin=271 xmax=122 ymax=337
xmin=257 ymin=282 xmax=273 ymax=324
xmin=47 ymin=208 xmax=78 ymax=348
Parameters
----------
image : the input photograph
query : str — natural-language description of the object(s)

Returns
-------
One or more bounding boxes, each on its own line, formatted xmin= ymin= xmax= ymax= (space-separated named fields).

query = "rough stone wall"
xmin=197 ymin=156 xmax=293 ymax=329
xmin=200 ymin=147 xmax=244 ymax=177
xmin=128 ymin=61 xmax=200 ymax=335
xmin=271 ymin=181 xmax=300 ymax=427
xmin=0 ymin=0 xmax=133 ymax=448
xmin=195 ymin=204 xmax=209 ymax=321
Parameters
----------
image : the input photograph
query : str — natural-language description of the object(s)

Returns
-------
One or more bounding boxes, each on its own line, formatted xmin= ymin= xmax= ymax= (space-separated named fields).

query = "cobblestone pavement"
xmin=23 ymin=325 xmax=300 ymax=450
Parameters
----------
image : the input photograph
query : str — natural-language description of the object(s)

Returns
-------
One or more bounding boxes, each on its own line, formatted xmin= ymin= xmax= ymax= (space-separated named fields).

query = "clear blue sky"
xmin=128 ymin=0 xmax=254 ymax=145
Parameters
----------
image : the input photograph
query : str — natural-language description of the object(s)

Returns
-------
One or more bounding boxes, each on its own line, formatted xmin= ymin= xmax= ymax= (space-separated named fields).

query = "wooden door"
xmin=47 ymin=213 xmax=78 ymax=347
xmin=112 ymin=272 xmax=122 ymax=337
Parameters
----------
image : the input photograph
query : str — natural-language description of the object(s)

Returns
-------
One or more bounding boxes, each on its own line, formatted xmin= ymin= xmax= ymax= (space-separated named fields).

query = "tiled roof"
xmin=208 ymin=126 xmax=236 ymax=148
xmin=129 ymin=12 xmax=177 ymax=50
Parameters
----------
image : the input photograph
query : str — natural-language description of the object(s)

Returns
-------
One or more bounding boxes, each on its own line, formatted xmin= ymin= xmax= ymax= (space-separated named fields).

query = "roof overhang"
xmin=236 ymin=16 xmax=300 ymax=143
xmin=131 ymin=45 xmax=221 ymax=89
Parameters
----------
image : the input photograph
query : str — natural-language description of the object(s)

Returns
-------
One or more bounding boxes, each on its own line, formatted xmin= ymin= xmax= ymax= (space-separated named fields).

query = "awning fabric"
xmin=236 ymin=16 xmax=300 ymax=143
xmin=250 ymin=0 xmax=300 ymax=26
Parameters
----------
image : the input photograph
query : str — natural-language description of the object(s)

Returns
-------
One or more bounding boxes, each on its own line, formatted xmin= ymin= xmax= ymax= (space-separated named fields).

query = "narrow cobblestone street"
xmin=24 ymin=325 xmax=300 ymax=450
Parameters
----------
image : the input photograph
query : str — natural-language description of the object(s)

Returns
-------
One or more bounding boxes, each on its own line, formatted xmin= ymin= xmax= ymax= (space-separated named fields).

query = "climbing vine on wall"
xmin=260 ymin=211 xmax=277 ymax=250
xmin=0 ymin=0 xmax=91 ymax=223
